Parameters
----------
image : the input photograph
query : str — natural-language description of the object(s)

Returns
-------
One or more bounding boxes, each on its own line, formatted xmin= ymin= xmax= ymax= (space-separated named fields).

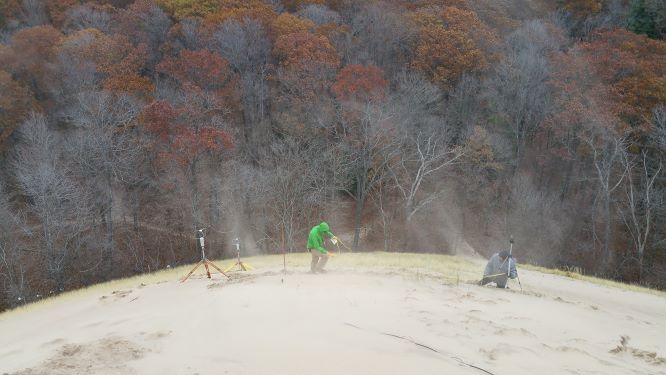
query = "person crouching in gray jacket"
xmin=480 ymin=250 xmax=517 ymax=288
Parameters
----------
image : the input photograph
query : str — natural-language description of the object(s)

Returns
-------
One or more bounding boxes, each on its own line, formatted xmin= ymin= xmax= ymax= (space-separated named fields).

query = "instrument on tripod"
xmin=181 ymin=229 xmax=230 ymax=282
xmin=224 ymin=237 xmax=254 ymax=272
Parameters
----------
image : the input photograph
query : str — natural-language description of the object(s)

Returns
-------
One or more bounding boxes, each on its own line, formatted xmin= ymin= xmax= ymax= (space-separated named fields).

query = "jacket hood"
xmin=318 ymin=222 xmax=330 ymax=233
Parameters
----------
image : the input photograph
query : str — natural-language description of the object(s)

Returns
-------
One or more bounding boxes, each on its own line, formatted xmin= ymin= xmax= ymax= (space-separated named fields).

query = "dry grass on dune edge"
xmin=1 ymin=252 xmax=664 ymax=318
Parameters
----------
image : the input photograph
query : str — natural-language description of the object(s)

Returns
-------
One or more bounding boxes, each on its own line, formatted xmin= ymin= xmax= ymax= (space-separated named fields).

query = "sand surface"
xmin=1 ymin=264 xmax=665 ymax=375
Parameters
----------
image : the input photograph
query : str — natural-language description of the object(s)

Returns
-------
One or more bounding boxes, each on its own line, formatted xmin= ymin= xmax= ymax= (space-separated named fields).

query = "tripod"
xmin=181 ymin=230 xmax=230 ymax=282
xmin=225 ymin=238 xmax=254 ymax=272
xmin=508 ymin=236 xmax=523 ymax=291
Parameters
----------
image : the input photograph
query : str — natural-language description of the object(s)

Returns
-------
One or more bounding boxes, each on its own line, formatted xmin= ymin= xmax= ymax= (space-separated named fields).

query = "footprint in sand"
xmin=99 ymin=289 xmax=133 ymax=301
xmin=610 ymin=335 xmax=666 ymax=366
xmin=12 ymin=337 xmax=146 ymax=375
xmin=553 ymin=296 xmax=574 ymax=304
xmin=493 ymin=327 xmax=537 ymax=338
xmin=144 ymin=330 xmax=172 ymax=340
xmin=480 ymin=345 xmax=519 ymax=361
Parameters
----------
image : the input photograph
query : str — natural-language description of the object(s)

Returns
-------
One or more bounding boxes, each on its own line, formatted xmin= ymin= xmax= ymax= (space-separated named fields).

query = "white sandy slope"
xmin=1 ymin=263 xmax=665 ymax=375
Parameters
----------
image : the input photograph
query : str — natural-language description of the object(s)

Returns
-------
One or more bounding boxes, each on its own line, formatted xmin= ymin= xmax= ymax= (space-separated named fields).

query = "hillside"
xmin=1 ymin=0 xmax=665 ymax=312
xmin=1 ymin=253 xmax=665 ymax=374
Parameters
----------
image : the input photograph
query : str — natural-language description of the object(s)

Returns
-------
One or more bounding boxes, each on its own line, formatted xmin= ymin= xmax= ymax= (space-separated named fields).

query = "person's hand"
xmin=327 ymin=252 xmax=336 ymax=257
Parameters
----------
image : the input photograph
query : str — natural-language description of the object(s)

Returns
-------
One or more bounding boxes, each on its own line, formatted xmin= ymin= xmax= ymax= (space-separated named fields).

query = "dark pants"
xmin=480 ymin=274 xmax=509 ymax=288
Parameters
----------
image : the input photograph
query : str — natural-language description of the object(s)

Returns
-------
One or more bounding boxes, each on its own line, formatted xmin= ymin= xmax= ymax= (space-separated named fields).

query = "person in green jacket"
xmin=307 ymin=222 xmax=336 ymax=273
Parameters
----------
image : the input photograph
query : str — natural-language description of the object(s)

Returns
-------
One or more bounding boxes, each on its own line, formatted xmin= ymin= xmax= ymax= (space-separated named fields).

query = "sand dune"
xmin=1 ymin=262 xmax=665 ymax=375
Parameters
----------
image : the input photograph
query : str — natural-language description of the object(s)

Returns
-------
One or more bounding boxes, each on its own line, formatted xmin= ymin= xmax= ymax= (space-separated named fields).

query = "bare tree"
xmin=485 ymin=20 xmax=559 ymax=169
xmin=620 ymin=150 xmax=662 ymax=282
xmin=0 ymin=188 xmax=29 ymax=307
xmin=298 ymin=4 xmax=342 ymax=25
xmin=262 ymin=139 xmax=328 ymax=252
xmin=211 ymin=19 xmax=272 ymax=159
xmin=390 ymin=132 xmax=464 ymax=228
xmin=335 ymin=99 xmax=401 ymax=250
xmin=20 ymin=0 xmax=48 ymax=27
xmin=653 ymin=106 xmax=666 ymax=151
xmin=49 ymin=47 xmax=99 ymax=118
xmin=12 ymin=113 xmax=89 ymax=290
xmin=348 ymin=3 xmax=416 ymax=74
xmin=63 ymin=4 xmax=111 ymax=33
xmin=444 ymin=74 xmax=482 ymax=143
xmin=506 ymin=173 xmax=568 ymax=266
xmin=64 ymin=92 xmax=142 ymax=278
xmin=586 ymin=134 xmax=628 ymax=272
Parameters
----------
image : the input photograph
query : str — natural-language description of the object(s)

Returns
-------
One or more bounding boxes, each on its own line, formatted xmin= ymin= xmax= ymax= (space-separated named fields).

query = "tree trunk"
xmin=402 ymin=199 xmax=413 ymax=251
xmin=602 ymin=192 xmax=612 ymax=272
xmin=638 ymin=249 xmax=644 ymax=283
xmin=104 ymin=169 xmax=114 ymax=278
xmin=353 ymin=177 xmax=365 ymax=251
xmin=190 ymin=158 xmax=200 ymax=229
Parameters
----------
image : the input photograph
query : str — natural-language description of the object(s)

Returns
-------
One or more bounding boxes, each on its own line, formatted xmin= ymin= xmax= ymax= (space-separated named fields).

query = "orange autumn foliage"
xmin=580 ymin=28 xmax=666 ymax=128
xmin=273 ymin=31 xmax=339 ymax=69
xmin=103 ymin=74 xmax=154 ymax=98
xmin=440 ymin=6 xmax=498 ymax=52
xmin=203 ymin=0 xmax=276 ymax=28
xmin=46 ymin=0 xmax=80 ymax=27
xmin=398 ymin=0 xmax=469 ymax=11
xmin=157 ymin=49 xmax=233 ymax=91
xmin=143 ymin=99 xmax=234 ymax=167
xmin=282 ymin=0 xmax=326 ymax=12
xmin=0 ymin=0 xmax=21 ymax=28
xmin=560 ymin=0 xmax=603 ymax=17
xmin=412 ymin=25 xmax=485 ymax=88
xmin=272 ymin=13 xmax=314 ymax=37
xmin=332 ymin=64 xmax=389 ymax=102
xmin=154 ymin=0 xmax=219 ymax=19
xmin=0 ymin=25 xmax=62 ymax=96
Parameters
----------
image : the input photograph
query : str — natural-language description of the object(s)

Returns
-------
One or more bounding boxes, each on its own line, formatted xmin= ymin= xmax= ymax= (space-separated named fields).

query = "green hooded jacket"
xmin=307 ymin=222 xmax=334 ymax=254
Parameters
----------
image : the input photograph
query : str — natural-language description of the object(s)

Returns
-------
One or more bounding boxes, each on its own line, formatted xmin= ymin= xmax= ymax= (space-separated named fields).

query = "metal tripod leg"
xmin=204 ymin=261 xmax=211 ymax=279
xmin=181 ymin=260 xmax=204 ymax=283
xmin=205 ymin=259 xmax=231 ymax=279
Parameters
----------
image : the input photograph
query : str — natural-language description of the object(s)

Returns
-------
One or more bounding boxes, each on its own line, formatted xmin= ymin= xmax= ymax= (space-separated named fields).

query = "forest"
xmin=0 ymin=0 xmax=664 ymax=310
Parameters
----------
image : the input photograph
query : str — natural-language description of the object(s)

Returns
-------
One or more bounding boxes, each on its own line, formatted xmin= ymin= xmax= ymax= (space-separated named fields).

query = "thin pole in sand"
xmin=508 ymin=235 xmax=523 ymax=292
xmin=281 ymin=247 xmax=286 ymax=283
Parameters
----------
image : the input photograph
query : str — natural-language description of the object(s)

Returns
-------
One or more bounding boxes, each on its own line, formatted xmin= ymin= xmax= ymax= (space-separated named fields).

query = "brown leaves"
xmin=410 ymin=6 xmax=497 ymax=88
xmin=440 ymin=6 xmax=498 ymax=53
xmin=0 ymin=0 xmax=21 ymax=28
xmin=157 ymin=49 xmax=233 ymax=91
xmin=154 ymin=0 xmax=220 ymax=19
xmin=0 ymin=71 xmax=35 ymax=148
xmin=332 ymin=64 xmax=388 ymax=102
xmin=412 ymin=25 xmax=485 ymax=88
xmin=143 ymin=99 xmax=234 ymax=167
xmin=202 ymin=0 xmax=276 ymax=28
xmin=273 ymin=31 xmax=339 ymax=69
xmin=273 ymin=31 xmax=339 ymax=102
xmin=560 ymin=0 xmax=603 ymax=17
xmin=46 ymin=0 xmax=80 ymax=27
xmin=579 ymin=28 xmax=666 ymax=129
xmin=73 ymin=31 xmax=153 ymax=96
xmin=272 ymin=13 xmax=314 ymax=37
xmin=0 ymin=25 xmax=63 ymax=97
